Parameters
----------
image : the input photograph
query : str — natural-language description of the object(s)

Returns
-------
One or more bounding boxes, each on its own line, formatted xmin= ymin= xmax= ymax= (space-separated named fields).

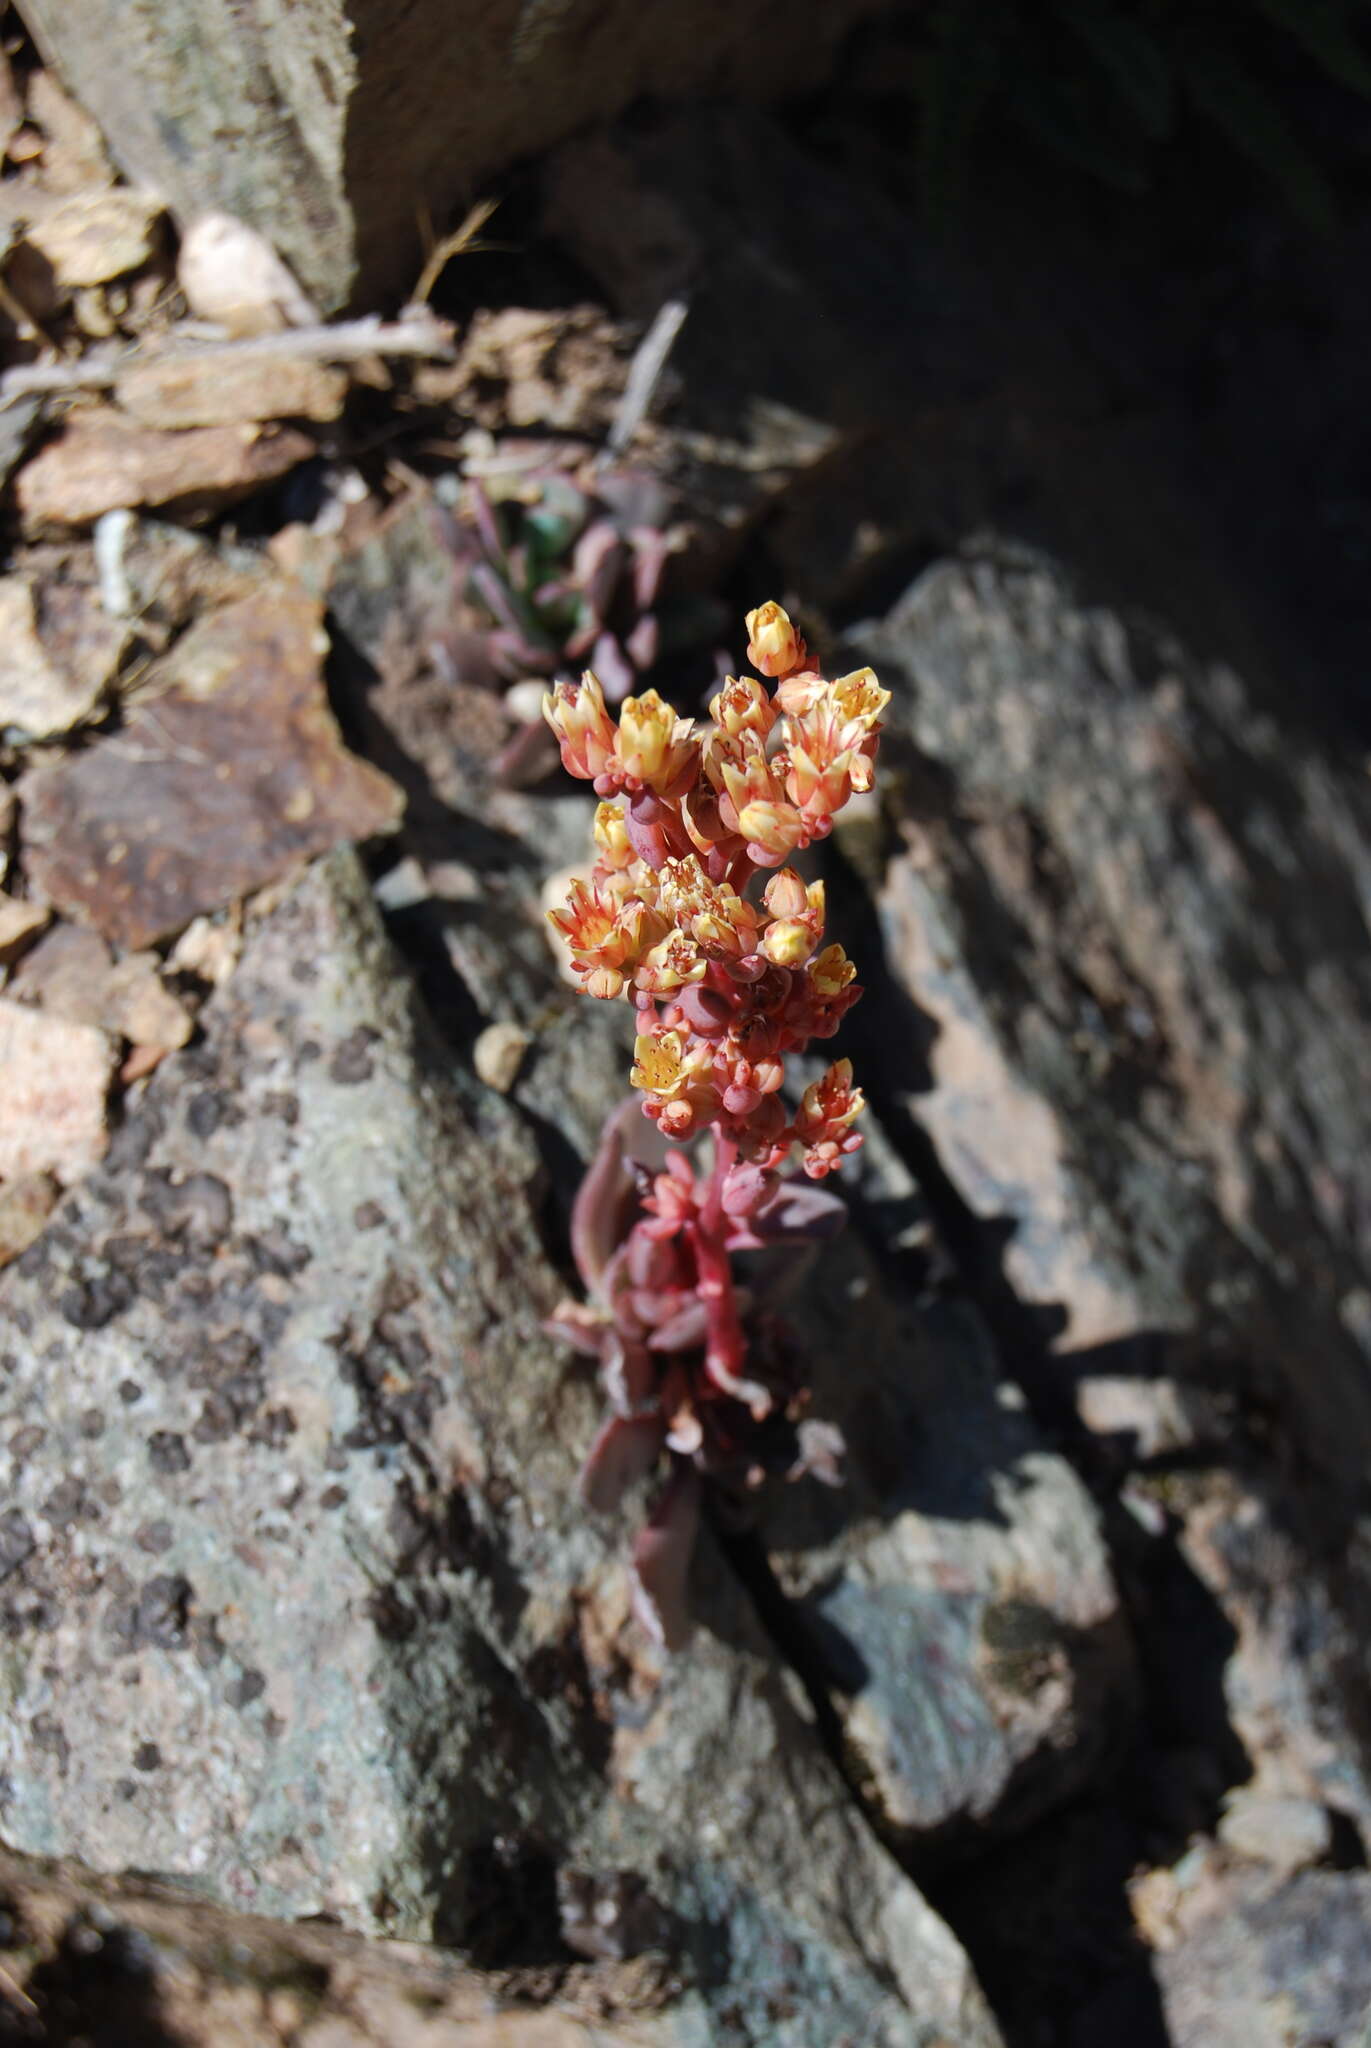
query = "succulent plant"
xmin=542 ymin=602 xmax=890 ymax=1647
xmin=442 ymin=460 xmax=682 ymax=702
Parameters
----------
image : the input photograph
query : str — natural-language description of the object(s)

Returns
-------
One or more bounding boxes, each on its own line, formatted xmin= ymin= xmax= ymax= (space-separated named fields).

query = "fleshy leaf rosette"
xmin=543 ymin=604 xmax=888 ymax=1647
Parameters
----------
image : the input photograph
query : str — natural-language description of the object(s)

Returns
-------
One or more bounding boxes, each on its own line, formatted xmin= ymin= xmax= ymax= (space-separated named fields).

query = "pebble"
xmin=473 ymin=1019 xmax=530 ymax=1093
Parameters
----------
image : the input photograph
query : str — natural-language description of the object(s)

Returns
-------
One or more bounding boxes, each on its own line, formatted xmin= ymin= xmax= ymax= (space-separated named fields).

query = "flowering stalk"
xmin=543 ymin=604 xmax=888 ymax=1648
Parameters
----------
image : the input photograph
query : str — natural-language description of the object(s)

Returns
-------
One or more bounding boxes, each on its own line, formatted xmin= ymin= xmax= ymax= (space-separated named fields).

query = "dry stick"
xmin=0 ymin=307 xmax=458 ymax=407
xmin=408 ymin=196 xmax=502 ymax=308
xmin=602 ymin=297 xmax=689 ymax=463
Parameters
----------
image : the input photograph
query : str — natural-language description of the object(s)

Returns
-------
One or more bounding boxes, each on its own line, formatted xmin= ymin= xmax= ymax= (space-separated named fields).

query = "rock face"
xmin=1150 ymin=1858 xmax=1371 ymax=2048
xmin=0 ymin=849 xmax=1000 ymax=2048
xmin=760 ymin=1186 xmax=1130 ymax=1854
xmin=0 ymin=1843 xmax=701 ymax=2046
xmin=853 ymin=544 xmax=1371 ymax=1504
xmin=842 ymin=545 xmax=1371 ymax=2034
xmin=22 ymin=0 xmax=889 ymax=309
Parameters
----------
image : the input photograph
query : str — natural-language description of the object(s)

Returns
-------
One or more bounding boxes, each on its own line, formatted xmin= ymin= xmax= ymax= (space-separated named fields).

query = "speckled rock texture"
xmin=760 ymin=1267 xmax=1128 ymax=1851
xmin=0 ymin=849 xmax=999 ymax=2048
xmin=1151 ymin=1857 xmax=1371 ymax=2048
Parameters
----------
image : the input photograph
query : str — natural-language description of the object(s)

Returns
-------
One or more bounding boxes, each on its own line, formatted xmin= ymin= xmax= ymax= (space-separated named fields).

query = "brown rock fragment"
xmin=0 ymin=894 xmax=49 ymax=964
xmin=7 ymin=920 xmax=113 ymax=1019
xmin=21 ymin=592 xmax=403 ymax=946
xmin=103 ymin=953 xmax=195 ymax=1049
xmin=24 ymin=186 xmax=163 ymax=287
xmin=115 ymin=350 xmax=348 ymax=429
xmin=10 ymin=924 xmax=191 ymax=1048
xmin=0 ymin=572 xmax=124 ymax=738
xmin=473 ymin=1018 xmax=532 ymax=1093
xmin=24 ymin=69 xmax=113 ymax=195
xmin=0 ymin=1172 xmax=59 ymax=1268
xmin=16 ymin=411 xmax=314 ymax=528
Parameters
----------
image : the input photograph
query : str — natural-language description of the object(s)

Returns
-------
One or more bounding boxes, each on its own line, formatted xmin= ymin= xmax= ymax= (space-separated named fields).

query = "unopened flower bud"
xmin=616 ymin=689 xmax=697 ymax=796
xmin=723 ymin=1082 xmax=762 ymax=1116
xmin=759 ymin=869 xmax=824 ymax=966
xmin=762 ymin=868 xmax=809 ymax=919
xmin=592 ymin=800 xmax=634 ymax=869
xmin=737 ymin=799 xmax=806 ymax=865
xmin=759 ymin=918 xmax=812 ymax=966
xmin=746 ymin=601 xmax=802 ymax=678
xmin=543 ymin=671 xmax=617 ymax=780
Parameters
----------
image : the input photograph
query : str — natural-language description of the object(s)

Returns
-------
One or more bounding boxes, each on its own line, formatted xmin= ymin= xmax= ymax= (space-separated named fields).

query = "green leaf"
xmin=1254 ymin=0 xmax=1371 ymax=100
xmin=1180 ymin=26 xmax=1338 ymax=234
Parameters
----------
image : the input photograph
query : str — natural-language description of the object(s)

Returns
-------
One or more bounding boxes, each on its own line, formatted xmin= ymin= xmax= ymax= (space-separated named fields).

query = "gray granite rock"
xmin=0 ymin=848 xmax=998 ymax=2048
xmin=1150 ymin=1857 xmax=1371 ymax=2048
xmin=761 ymin=1199 xmax=1132 ymax=1854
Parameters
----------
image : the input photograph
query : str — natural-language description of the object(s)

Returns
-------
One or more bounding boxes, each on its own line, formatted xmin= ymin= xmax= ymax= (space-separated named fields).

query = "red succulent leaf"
xmin=602 ymin=1333 xmax=657 ymax=1415
xmin=468 ymin=478 xmax=505 ymax=563
xmin=645 ymin=1297 xmax=710 ymax=1353
xmin=630 ymin=526 xmax=669 ymax=612
xmin=632 ymin=1462 xmax=701 ymax=1651
xmin=542 ymin=1299 xmax=609 ymax=1358
xmin=748 ymin=1176 xmax=848 ymax=1243
xmin=591 ymin=630 xmax=637 ymax=705
xmin=625 ymin=611 xmax=660 ymax=672
xmin=580 ymin=1413 xmax=667 ymax=1514
xmin=573 ymin=520 xmax=626 ymax=620
xmin=569 ymin=1099 xmax=641 ymax=1297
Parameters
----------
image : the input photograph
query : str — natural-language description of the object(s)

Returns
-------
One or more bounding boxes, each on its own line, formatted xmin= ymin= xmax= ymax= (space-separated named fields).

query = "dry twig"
xmin=603 ymin=297 xmax=688 ymax=461
xmin=409 ymin=197 xmax=501 ymax=308
xmin=0 ymin=306 xmax=457 ymax=407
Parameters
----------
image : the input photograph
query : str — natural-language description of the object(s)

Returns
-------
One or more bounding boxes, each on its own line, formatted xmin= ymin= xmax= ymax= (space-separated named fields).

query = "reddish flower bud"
xmin=543 ymin=670 xmax=616 ymax=780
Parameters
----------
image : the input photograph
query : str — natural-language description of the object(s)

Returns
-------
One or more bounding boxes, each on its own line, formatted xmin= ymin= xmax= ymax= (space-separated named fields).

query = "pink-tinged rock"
xmin=0 ymin=996 xmax=113 ymax=1183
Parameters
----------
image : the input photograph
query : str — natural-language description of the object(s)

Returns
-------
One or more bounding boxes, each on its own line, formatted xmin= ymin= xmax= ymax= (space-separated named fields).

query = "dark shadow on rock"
xmin=22 ymin=1912 xmax=188 ymax=2048
xmin=327 ymin=626 xmax=541 ymax=879
xmin=451 ymin=1832 xmax=568 ymax=1968
xmin=728 ymin=840 xmax=1257 ymax=2047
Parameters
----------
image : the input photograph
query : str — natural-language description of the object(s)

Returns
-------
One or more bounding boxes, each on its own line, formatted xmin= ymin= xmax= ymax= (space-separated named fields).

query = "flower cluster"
xmin=543 ymin=604 xmax=887 ymax=1650
xmin=544 ymin=602 xmax=888 ymax=1179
